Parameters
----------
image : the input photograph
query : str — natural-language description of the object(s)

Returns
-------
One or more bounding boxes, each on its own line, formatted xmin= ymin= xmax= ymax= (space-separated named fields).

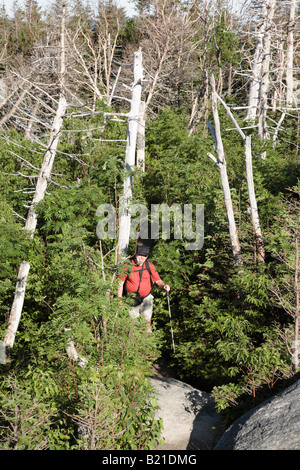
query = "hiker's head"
xmin=136 ymin=254 xmax=147 ymax=266
xmin=135 ymin=245 xmax=150 ymax=265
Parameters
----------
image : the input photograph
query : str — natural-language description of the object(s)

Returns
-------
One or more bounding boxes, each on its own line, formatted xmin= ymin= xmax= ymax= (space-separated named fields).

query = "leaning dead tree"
xmin=216 ymin=95 xmax=265 ymax=263
xmin=118 ymin=48 xmax=143 ymax=258
xmin=4 ymin=3 xmax=68 ymax=350
xmin=207 ymin=75 xmax=243 ymax=267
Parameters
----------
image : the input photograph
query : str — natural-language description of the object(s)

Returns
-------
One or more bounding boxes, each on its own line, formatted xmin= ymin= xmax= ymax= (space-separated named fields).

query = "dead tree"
xmin=118 ymin=48 xmax=143 ymax=258
xmin=66 ymin=1 xmax=124 ymax=108
xmin=135 ymin=0 xmax=197 ymax=117
xmin=4 ymin=3 xmax=68 ymax=350
xmin=216 ymin=95 xmax=265 ymax=263
xmin=286 ymin=0 xmax=297 ymax=107
xmin=246 ymin=0 xmax=276 ymax=137
xmin=257 ymin=0 xmax=276 ymax=140
xmin=207 ymin=75 xmax=243 ymax=267
xmin=136 ymin=101 xmax=146 ymax=172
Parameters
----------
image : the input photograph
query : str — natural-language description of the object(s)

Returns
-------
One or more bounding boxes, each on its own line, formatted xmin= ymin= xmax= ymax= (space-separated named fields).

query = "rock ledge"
xmin=149 ymin=376 xmax=222 ymax=450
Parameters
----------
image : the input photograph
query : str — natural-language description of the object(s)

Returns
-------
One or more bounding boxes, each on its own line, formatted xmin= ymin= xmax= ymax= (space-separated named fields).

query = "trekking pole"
xmin=167 ymin=291 xmax=175 ymax=353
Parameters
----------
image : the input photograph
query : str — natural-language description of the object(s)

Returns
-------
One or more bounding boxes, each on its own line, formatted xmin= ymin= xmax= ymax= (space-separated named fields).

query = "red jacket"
xmin=120 ymin=259 xmax=161 ymax=298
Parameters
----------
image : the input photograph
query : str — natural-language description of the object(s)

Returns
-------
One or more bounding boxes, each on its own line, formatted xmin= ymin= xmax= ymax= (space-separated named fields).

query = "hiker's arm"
xmin=117 ymin=279 xmax=125 ymax=297
xmin=155 ymin=279 xmax=170 ymax=292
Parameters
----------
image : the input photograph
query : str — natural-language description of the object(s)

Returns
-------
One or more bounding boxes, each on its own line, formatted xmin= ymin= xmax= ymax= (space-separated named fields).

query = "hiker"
xmin=117 ymin=245 xmax=170 ymax=332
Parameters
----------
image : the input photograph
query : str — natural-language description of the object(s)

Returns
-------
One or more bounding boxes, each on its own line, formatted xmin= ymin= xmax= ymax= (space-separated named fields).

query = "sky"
xmin=2 ymin=0 xmax=138 ymax=17
xmin=2 ymin=0 xmax=243 ymax=18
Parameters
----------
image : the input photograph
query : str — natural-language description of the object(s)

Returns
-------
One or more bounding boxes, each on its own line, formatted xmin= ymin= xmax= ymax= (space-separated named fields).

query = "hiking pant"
xmin=129 ymin=294 xmax=154 ymax=321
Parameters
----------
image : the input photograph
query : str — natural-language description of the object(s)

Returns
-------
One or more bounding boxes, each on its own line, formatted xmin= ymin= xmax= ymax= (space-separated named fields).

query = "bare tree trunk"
xmin=207 ymin=75 xmax=243 ymax=267
xmin=108 ymin=66 xmax=121 ymax=106
xmin=257 ymin=0 xmax=276 ymax=139
xmin=272 ymin=35 xmax=285 ymax=112
xmin=136 ymin=100 xmax=145 ymax=172
xmin=216 ymin=93 xmax=265 ymax=263
xmin=286 ymin=0 xmax=296 ymax=106
xmin=118 ymin=48 xmax=143 ymax=257
xmin=3 ymin=261 xmax=31 ymax=350
xmin=4 ymin=3 xmax=67 ymax=350
xmin=188 ymin=71 xmax=209 ymax=136
xmin=24 ymin=97 xmax=67 ymax=234
xmin=246 ymin=25 xmax=264 ymax=122
xmin=24 ymin=101 xmax=39 ymax=140
xmin=245 ymin=135 xmax=265 ymax=262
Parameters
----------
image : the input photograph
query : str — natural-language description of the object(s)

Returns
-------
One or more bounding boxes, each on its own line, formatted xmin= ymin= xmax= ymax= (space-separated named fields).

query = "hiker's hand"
xmin=164 ymin=284 xmax=170 ymax=292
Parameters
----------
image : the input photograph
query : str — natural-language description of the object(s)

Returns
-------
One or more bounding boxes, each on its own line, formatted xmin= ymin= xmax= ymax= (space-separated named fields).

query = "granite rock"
xmin=214 ymin=379 xmax=300 ymax=450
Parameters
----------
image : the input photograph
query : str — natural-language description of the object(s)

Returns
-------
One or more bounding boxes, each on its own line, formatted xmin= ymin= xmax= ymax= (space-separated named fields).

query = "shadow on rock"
xmin=149 ymin=376 xmax=223 ymax=450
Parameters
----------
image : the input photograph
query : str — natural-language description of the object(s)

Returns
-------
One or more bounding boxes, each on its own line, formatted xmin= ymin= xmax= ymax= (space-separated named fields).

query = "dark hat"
xmin=136 ymin=245 xmax=150 ymax=257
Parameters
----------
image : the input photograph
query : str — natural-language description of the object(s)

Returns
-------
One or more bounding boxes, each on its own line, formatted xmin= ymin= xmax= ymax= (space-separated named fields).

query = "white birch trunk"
xmin=118 ymin=48 xmax=143 ymax=257
xmin=4 ymin=5 xmax=67 ymax=350
xmin=286 ymin=0 xmax=296 ymax=106
xmin=208 ymin=75 xmax=243 ymax=267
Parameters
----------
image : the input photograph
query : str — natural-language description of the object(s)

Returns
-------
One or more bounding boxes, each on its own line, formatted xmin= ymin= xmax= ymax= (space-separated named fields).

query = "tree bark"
xmin=24 ymin=95 xmax=67 ymax=235
xmin=245 ymin=135 xmax=265 ymax=262
xmin=118 ymin=48 xmax=143 ymax=257
xmin=257 ymin=0 xmax=276 ymax=140
xmin=3 ymin=261 xmax=30 ymax=350
xmin=208 ymin=75 xmax=243 ymax=267
xmin=136 ymin=100 xmax=146 ymax=172
xmin=246 ymin=25 xmax=264 ymax=122
xmin=216 ymin=93 xmax=265 ymax=263
xmin=246 ymin=0 xmax=276 ymax=129
xmin=286 ymin=0 xmax=296 ymax=106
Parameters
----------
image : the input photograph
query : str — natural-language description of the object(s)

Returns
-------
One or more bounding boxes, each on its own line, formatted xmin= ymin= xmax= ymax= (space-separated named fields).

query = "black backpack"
xmin=123 ymin=258 xmax=152 ymax=306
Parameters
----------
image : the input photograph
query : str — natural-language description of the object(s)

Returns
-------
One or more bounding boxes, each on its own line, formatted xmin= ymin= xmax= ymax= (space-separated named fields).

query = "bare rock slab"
xmin=214 ymin=379 xmax=300 ymax=450
xmin=149 ymin=376 xmax=223 ymax=450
